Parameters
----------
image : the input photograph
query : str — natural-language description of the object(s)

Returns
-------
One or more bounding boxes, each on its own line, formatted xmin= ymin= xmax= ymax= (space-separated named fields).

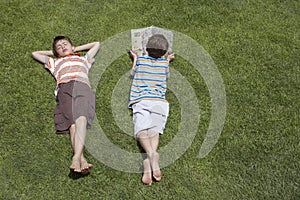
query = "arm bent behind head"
xmin=32 ymin=40 xmax=100 ymax=64
xmin=74 ymin=42 xmax=100 ymax=59
xmin=32 ymin=50 xmax=54 ymax=64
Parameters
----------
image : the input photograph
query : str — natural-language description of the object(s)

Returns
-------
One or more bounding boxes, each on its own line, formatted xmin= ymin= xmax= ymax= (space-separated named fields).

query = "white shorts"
xmin=132 ymin=100 xmax=169 ymax=138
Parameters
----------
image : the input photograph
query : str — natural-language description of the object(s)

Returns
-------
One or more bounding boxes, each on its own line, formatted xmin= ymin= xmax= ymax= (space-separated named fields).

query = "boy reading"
xmin=129 ymin=34 xmax=174 ymax=185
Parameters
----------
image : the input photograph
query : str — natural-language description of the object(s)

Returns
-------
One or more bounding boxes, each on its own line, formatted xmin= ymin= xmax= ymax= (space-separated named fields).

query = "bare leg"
xmin=70 ymin=116 xmax=88 ymax=172
xmin=148 ymin=132 xmax=161 ymax=181
xmin=137 ymin=131 xmax=154 ymax=153
xmin=70 ymin=124 xmax=76 ymax=149
xmin=69 ymin=123 xmax=92 ymax=172
xmin=142 ymin=158 xmax=152 ymax=185
xmin=69 ymin=124 xmax=80 ymax=171
xmin=137 ymin=130 xmax=161 ymax=182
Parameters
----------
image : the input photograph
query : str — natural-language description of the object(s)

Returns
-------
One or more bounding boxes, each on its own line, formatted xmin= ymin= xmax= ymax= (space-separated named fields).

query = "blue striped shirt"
xmin=129 ymin=55 xmax=170 ymax=107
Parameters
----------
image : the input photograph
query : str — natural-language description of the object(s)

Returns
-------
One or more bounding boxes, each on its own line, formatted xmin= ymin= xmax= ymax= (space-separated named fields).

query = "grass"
xmin=1 ymin=0 xmax=299 ymax=199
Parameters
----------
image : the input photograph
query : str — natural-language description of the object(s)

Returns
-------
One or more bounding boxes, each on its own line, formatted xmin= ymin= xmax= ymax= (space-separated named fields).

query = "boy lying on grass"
xmin=129 ymin=34 xmax=174 ymax=185
xmin=32 ymin=36 xmax=100 ymax=174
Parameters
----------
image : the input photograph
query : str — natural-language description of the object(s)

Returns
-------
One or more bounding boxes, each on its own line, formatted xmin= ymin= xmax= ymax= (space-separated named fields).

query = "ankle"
xmin=147 ymin=151 xmax=158 ymax=158
xmin=72 ymin=154 xmax=81 ymax=161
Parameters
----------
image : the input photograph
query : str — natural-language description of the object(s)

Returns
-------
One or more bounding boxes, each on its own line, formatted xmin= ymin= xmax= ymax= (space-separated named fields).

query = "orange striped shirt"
xmin=45 ymin=54 xmax=94 ymax=87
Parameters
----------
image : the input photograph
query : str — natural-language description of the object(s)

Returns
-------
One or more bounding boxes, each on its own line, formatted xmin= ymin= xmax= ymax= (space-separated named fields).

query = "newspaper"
xmin=131 ymin=26 xmax=173 ymax=56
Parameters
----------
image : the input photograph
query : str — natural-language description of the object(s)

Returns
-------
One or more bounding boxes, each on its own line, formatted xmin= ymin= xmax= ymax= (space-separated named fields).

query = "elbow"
xmin=94 ymin=42 xmax=100 ymax=53
xmin=32 ymin=52 xmax=37 ymax=59
xmin=95 ymin=41 xmax=100 ymax=48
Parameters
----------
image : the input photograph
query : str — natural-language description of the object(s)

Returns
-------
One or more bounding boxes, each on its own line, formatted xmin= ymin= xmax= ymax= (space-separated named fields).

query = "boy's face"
xmin=55 ymin=39 xmax=74 ymax=57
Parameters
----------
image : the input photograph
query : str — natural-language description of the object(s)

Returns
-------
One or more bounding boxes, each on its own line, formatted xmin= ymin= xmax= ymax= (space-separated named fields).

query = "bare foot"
xmin=70 ymin=157 xmax=81 ymax=173
xmin=80 ymin=157 xmax=93 ymax=172
xmin=150 ymin=152 xmax=161 ymax=182
xmin=142 ymin=159 xmax=152 ymax=185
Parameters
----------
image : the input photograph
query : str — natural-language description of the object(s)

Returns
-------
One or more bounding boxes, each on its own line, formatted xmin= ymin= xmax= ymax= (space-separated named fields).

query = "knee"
xmin=136 ymin=130 xmax=148 ymax=139
xmin=69 ymin=124 xmax=76 ymax=133
xmin=75 ymin=116 xmax=87 ymax=124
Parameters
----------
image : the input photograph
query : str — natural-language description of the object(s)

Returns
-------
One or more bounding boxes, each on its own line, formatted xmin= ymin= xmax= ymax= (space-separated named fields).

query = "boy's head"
xmin=52 ymin=36 xmax=74 ymax=57
xmin=146 ymin=34 xmax=169 ymax=59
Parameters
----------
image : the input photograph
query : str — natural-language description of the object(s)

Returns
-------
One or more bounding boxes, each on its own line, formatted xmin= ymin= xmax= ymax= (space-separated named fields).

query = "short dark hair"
xmin=52 ymin=36 xmax=73 ymax=57
xmin=146 ymin=34 xmax=169 ymax=59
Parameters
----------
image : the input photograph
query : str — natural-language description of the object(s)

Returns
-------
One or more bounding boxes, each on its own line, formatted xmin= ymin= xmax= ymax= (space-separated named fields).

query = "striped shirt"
xmin=129 ymin=55 xmax=170 ymax=107
xmin=45 ymin=54 xmax=94 ymax=87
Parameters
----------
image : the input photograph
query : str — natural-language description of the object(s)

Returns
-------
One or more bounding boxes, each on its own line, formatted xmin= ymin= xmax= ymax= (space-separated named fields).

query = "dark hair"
xmin=146 ymin=34 xmax=169 ymax=59
xmin=52 ymin=36 xmax=73 ymax=57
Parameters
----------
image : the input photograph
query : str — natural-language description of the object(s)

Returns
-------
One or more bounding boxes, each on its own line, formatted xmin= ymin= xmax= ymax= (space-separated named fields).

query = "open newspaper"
xmin=131 ymin=26 xmax=173 ymax=56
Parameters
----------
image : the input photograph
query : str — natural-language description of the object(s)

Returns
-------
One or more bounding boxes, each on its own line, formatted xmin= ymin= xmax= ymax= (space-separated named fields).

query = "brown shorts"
xmin=54 ymin=81 xmax=96 ymax=133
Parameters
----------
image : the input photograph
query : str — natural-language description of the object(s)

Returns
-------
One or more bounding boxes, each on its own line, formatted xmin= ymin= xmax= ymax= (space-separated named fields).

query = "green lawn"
xmin=1 ymin=0 xmax=299 ymax=199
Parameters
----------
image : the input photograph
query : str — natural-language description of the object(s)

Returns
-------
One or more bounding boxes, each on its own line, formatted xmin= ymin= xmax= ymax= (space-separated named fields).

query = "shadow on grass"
xmin=68 ymin=170 xmax=90 ymax=180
